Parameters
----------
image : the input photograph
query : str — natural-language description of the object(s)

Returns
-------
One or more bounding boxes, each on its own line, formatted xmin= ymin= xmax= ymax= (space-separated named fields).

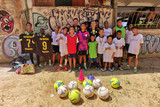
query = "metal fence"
xmin=118 ymin=11 xmax=160 ymax=29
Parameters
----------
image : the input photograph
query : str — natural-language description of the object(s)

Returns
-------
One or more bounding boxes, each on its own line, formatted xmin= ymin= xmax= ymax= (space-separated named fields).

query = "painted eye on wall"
xmin=3 ymin=17 xmax=9 ymax=23
xmin=9 ymin=16 xmax=13 ymax=21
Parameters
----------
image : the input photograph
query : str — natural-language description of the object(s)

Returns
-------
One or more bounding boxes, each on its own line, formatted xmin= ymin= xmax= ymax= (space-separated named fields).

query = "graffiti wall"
xmin=32 ymin=7 xmax=113 ymax=33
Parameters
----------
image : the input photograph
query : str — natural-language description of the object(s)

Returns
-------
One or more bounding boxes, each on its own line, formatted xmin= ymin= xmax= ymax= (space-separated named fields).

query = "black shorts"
xmin=68 ymin=54 xmax=77 ymax=58
xmin=53 ymin=45 xmax=60 ymax=53
xmin=78 ymin=50 xmax=87 ymax=55
xmin=98 ymin=54 xmax=103 ymax=59
xmin=127 ymin=53 xmax=138 ymax=58
xmin=124 ymin=44 xmax=129 ymax=51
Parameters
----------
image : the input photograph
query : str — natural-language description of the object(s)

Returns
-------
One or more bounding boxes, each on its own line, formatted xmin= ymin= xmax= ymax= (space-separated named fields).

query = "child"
xmin=51 ymin=25 xmax=60 ymax=66
xmin=77 ymin=23 xmax=90 ymax=70
xmin=56 ymin=27 xmax=69 ymax=71
xmin=67 ymin=26 xmax=78 ymax=72
xmin=103 ymin=21 xmax=112 ymax=37
xmin=88 ymin=21 xmax=99 ymax=37
xmin=88 ymin=35 xmax=99 ymax=71
xmin=96 ymin=29 xmax=107 ymax=70
xmin=112 ymin=30 xmax=125 ymax=70
xmin=103 ymin=36 xmax=116 ymax=72
xmin=124 ymin=24 xmax=133 ymax=52
xmin=125 ymin=27 xmax=143 ymax=72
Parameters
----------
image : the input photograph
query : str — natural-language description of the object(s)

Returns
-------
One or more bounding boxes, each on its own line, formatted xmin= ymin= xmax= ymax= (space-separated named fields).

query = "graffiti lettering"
xmin=140 ymin=34 xmax=160 ymax=54
xmin=2 ymin=35 xmax=21 ymax=58
xmin=0 ymin=10 xmax=14 ymax=33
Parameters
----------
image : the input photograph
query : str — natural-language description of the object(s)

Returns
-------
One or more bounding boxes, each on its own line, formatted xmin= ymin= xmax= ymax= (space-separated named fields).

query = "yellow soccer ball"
xmin=83 ymin=79 xmax=93 ymax=87
xmin=68 ymin=89 xmax=81 ymax=103
xmin=54 ymin=80 xmax=64 ymax=91
xmin=110 ymin=78 xmax=120 ymax=89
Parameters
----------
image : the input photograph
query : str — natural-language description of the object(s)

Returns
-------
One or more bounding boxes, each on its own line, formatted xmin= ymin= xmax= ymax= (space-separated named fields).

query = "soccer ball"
xmin=57 ymin=85 xmax=69 ymax=97
xmin=54 ymin=80 xmax=64 ymax=91
xmin=110 ymin=78 xmax=120 ymax=88
xmin=68 ymin=81 xmax=78 ymax=90
xmin=68 ymin=89 xmax=81 ymax=103
xmin=98 ymin=86 xmax=110 ymax=100
xmin=83 ymin=85 xmax=94 ymax=98
xmin=83 ymin=79 xmax=92 ymax=87
xmin=93 ymin=79 xmax=102 ymax=89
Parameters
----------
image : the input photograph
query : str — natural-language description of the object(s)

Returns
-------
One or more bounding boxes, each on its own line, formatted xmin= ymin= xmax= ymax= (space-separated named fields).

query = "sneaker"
xmin=64 ymin=66 xmax=68 ymax=71
xmin=49 ymin=60 xmax=52 ymax=66
xmin=108 ymin=68 xmax=113 ymax=72
xmin=38 ymin=64 xmax=43 ymax=68
xmin=100 ymin=67 xmax=103 ymax=71
xmin=125 ymin=65 xmax=130 ymax=70
xmin=133 ymin=68 xmax=137 ymax=72
xmin=44 ymin=62 xmax=47 ymax=66
xmin=57 ymin=67 xmax=63 ymax=71
xmin=88 ymin=67 xmax=91 ymax=71
xmin=118 ymin=67 xmax=123 ymax=71
xmin=84 ymin=66 xmax=87 ymax=70
xmin=73 ymin=68 xmax=78 ymax=72
xmin=96 ymin=67 xmax=99 ymax=71
xmin=102 ymin=69 xmax=107 ymax=72
xmin=78 ymin=67 xmax=81 ymax=71
xmin=112 ymin=67 xmax=115 ymax=71
xmin=68 ymin=69 xmax=72 ymax=73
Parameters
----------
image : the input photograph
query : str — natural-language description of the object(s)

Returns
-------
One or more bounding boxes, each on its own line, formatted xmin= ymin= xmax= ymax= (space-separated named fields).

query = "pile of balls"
xmin=54 ymin=77 xmax=120 ymax=104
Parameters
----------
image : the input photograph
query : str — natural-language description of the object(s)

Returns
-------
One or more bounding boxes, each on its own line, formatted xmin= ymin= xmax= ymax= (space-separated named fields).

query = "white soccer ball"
xmin=93 ymin=79 xmax=102 ymax=89
xmin=57 ymin=85 xmax=69 ymax=97
xmin=68 ymin=81 xmax=78 ymax=90
xmin=97 ymin=86 xmax=109 ymax=100
xmin=83 ymin=85 xmax=94 ymax=98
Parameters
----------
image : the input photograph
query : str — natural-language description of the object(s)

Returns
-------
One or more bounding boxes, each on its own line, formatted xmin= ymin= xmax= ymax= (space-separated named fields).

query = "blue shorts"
xmin=68 ymin=54 xmax=77 ymax=58
xmin=89 ymin=58 xmax=97 ymax=61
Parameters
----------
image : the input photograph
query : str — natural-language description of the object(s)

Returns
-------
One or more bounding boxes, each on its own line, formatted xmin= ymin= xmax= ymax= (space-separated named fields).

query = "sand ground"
xmin=0 ymin=58 xmax=160 ymax=107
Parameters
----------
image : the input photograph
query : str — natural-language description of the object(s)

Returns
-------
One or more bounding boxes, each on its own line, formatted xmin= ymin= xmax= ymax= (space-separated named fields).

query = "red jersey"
xmin=67 ymin=34 xmax=77 ymax=54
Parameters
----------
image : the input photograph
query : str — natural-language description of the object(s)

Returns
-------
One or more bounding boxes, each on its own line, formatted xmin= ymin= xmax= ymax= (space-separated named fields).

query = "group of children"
xmin=23 ymin=18 xmax=143 ymax=73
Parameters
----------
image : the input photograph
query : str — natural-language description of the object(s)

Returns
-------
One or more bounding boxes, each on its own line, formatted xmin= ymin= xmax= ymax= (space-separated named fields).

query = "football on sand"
xmin=68 ymin=89 xmax=81 ymax=103
xmin=83 ymin=85 xmax=94 ymax=98
xmin=68 ymin=81 xmax=78 ymax=90
xmin=93 ymin=79 xmax=102 ymax=89
xmin=110 ymin=78 xmax=120 ymax=88
xmin=98 ymin=86 xmax=110 ymax=100
xmin=83 ymin=79 xmax=93 ymax=87
xmin=57 ymin=85 xmax=69 ymax=97
xmin=54 ymin=80 xmax=64 ymax=91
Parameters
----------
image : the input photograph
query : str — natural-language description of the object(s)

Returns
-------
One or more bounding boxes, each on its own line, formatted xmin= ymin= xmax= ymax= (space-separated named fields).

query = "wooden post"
xmin=111 ymin=0 xmax=118 ymax=27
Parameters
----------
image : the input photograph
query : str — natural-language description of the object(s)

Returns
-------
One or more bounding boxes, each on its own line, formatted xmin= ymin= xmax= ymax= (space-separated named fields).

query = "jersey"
xmin=67 ymin=34 xmax=78 ymax=54
xmin=115 ymin=26 xmax=125 ymax=39
xmin=113 ymin=38 xmax=125 ymax=57
xmin=96 ymin=36 xmax=107 ymax=54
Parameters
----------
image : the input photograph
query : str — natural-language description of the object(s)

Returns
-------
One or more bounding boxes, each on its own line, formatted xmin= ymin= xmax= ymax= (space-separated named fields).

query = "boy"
xmin=73 ymin=18 xmax=80 ymax=32
xmin=112 ymin=30 xmax=125 ymax=70
xmin=88 ymin=21 xmax=99 ymax=37
xmin=96 ymin=28 xmax=107 ymax=70
xmin=67 ymin=26 xmax=78 ymax=72
xmin=103 ymin=21 xmax=112 ymax=37
xmin=125 ymin=27 xmax=143 ymax=72
xmin=56 ymin=27 xmax=69 ymax=71
xmin=51 ymin=25 xmax=60 ymax=66
xmin=38 ymin=28 xmax=52 ymax=66
xmin=103 ymin=35 xmax=116 ymax=72
xmin=77 ymin=23 xmax=90 ymax=70
xmin=88 ymin=35 xmax=99 ymax=71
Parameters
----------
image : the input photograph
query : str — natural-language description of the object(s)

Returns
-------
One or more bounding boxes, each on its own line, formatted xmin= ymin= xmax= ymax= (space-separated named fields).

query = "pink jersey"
xmin=67 ymin=34 xmax=77 ymax=54
xmin=77 ymin=31 xmax=90 ymax=51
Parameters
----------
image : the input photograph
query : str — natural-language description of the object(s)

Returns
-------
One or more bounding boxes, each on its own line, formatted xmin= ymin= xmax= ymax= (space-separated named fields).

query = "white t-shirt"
xmin=51 ymin=32 xmax=59 ymax=45
xmin=126 ymin=30 xmax=133 ymax=44
xmin=96 ymin=36 xmax=107 ymax=54
xmin=103 ymin=28 xmax=112 ymax=37
xmin=128 ymin=34 xmax=143 ymax=55
xmin=103 ymin=43 xmax=116 ymax=62
xmin=56 ymin=34 xmax=68 ymax=53
xmin=113 ymin=38 xmax=125 ymax=57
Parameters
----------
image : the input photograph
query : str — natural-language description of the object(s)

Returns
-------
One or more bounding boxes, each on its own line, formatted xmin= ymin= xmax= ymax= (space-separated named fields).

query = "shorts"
xmin=127 ymin=53 xmax=138 ymax=58
xmin=68 ymin=54 xmax=77 ymax=58
xmin=53 ymin=45 xmax=60 ymax=53
xmin=98 ymin=54 xmax=103 ymax=59
xmin=124 ymin=44 xmax=129 ymax=51
xmin=78 ymin=50 xmax=87 ymax=55
xmin=89 ymin=58 xmax=97 ymax=61
xmin=60 ymin=52 xmax=68 ymax=57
